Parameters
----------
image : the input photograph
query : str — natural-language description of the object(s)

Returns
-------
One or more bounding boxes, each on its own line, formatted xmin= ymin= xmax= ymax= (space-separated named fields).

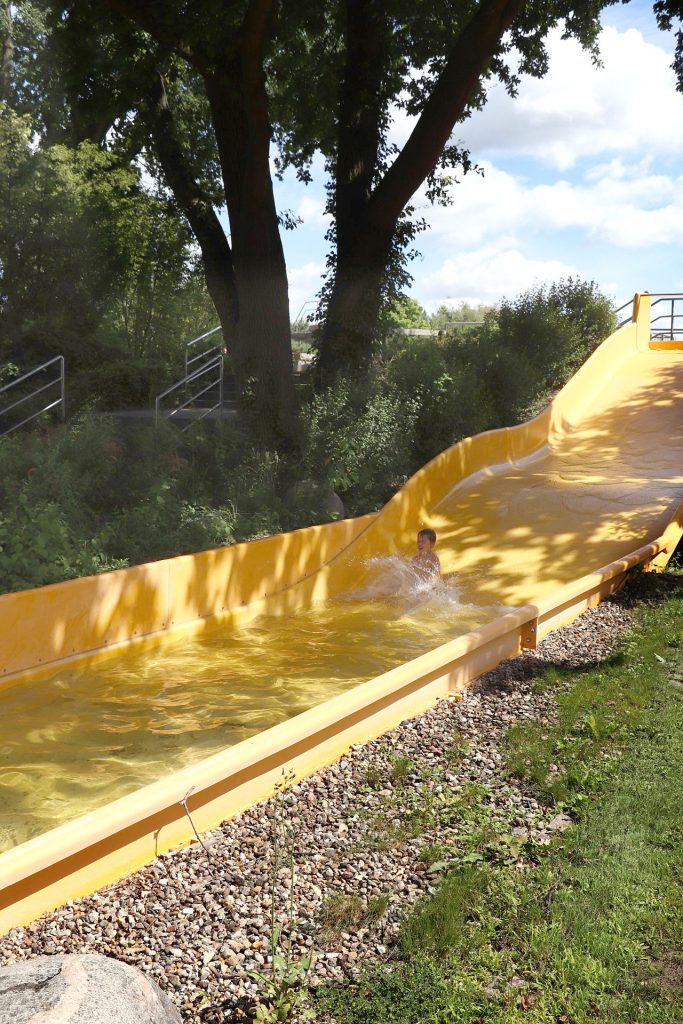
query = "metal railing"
xmin=293 ymin=298 xmax=318 ymax=325
xmin=185 ymin=326 xmax=223 ymax=377
xmin=649 ymin=295 xmax=683 ymax=341
xmin=155 ymin=354 xmax=224 ymax=431
xmin=614 ymin=298 xmax=635 ymax=328
xmin=0 ymin=356 xmax=65 ymax=437
xmin=418 ymin=320 xmax=485 ymax=334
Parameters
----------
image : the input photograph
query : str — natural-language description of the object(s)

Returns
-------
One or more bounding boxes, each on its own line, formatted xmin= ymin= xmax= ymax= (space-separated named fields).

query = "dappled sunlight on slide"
xmin=427 ymin=355 xmax=683 ymax=606
xmin=0 ymin=328 xmax=681 ymax=851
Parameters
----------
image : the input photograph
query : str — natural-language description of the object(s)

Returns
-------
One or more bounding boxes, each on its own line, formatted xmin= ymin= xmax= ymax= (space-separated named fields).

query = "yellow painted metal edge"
xmin=1 ymin=522 xmax=677 ymax=936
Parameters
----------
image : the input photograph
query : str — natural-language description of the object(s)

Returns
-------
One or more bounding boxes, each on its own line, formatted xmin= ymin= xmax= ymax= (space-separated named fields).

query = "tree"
xmin=0 ymin=100 xmax=216 ymax=410
xmin=102 ymin=0 xmax=301 ymax=446
xmin=0 ymin=107 xmax=137 ymax=366
xmin=275 ymin=0 xmax=619 ymax=377
xmin=386 ymin=296 xmax=430 ymax=329
xmin=7 ymin=0 xmax=624 ymax=432
xmin=472 ymin=277 xmax=616 ymax=423
xmin=430 ymin=302 xmax=492 ymax=330
xmin=654 ymin=3 xmax=683 ymax=81
xmin=6 ymin=0 xmax=299 ymax=446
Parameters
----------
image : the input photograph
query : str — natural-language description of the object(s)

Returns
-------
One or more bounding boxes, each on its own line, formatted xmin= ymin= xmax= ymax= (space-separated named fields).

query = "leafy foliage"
xmin=0 ymin=103 xmax=215 ymax=411
xmin=481 ymin=278 xmax=617 ymax=423
xmin=386 ymin=296 xmax=431 ymax=329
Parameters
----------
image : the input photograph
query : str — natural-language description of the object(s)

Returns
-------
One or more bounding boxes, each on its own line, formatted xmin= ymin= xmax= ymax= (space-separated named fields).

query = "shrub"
xmin=0 ymin=495 xmax=120 ymax=591
xmin=382 ymin=333 xmax=495 ymax=465
xmin=477 ymin=277 xmax=616 ymax=424
xmin=300 ymin=377 xmax=421 ymax=514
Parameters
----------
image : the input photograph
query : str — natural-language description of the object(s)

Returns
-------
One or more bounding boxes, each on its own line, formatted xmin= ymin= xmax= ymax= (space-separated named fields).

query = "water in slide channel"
xmin=0 ymin=558 xmax=508 ymax=851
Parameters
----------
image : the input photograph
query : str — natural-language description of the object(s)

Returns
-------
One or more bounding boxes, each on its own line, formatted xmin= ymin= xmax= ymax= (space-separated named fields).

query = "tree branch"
xmin=105 ymin=0 xmax=209 ymax=74
xmin=145 ymin=71 xmax=238 ymax=329
xmin=334 ymin=0 xmax=388 ymax=252
xmin=365 ymin=0 xmax=525 ymax=237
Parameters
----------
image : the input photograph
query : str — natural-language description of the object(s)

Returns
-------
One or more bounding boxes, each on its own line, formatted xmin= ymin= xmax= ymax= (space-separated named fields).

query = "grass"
xmin=319 ymin=894 xmax=390 ymax=942
xmin=445 ymin=735 xmax=472 ymax=765
xmin=319 ymin=571 xmax=683 ymax=1024
xmin=389 ymin=755 xmax=414 ymax=786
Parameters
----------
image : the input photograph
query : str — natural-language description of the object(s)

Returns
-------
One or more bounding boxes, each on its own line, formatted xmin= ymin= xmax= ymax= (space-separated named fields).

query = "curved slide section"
xmin=265 ymin=292 xmax=683 ymax=616
xmin=0 ymin=293 xmax=681 ymax=934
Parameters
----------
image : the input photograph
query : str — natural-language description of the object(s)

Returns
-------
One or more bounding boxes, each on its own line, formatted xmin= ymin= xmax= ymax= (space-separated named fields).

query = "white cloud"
xmin=418 ymin=246 xmax=580 ymax=309
xmin=288 ymin=261 xmax=326 ymax=318
xmin=416 ymin=157 xmax=683 ymax=251
xmin=457 ymin=26 xmax=683 ymax=169
xmin=296 ymin=194 xmax=330 ymax=227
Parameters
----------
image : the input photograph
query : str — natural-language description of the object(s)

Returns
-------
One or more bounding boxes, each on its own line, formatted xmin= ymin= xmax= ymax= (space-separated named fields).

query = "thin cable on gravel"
xmin=0 ymin=595 xmax=635 ymax=1022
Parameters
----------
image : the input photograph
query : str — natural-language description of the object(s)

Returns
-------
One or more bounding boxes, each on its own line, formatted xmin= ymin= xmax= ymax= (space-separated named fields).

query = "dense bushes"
xmin=0 ymin=278 xmax=616 ymax=593
xmin=301 ymin=379 xmax=421 ymax=512
xmin=0 ymin=418 xmax=226 ymax=591
xmin=0 ymin=105 xmax=215 ymax=413
xmin=366 ymin=277 xmax=615 ymax=469
xmin=479 ymin=278 xmax=617 ymax=423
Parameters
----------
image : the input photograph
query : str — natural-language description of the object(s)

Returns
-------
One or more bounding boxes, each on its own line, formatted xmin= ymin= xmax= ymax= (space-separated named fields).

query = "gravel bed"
xmin=0 ymin=597 xmax=634 ymax=1021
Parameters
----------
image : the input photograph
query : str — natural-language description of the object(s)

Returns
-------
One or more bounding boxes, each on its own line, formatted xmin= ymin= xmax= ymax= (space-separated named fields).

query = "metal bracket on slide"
xmin=520 ymin=617 xmax=538 ymax=650
xmin=642 ymin=547 xmax=669 ymax=574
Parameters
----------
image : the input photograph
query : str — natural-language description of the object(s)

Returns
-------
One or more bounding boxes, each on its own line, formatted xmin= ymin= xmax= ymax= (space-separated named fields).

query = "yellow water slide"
xmin=267 ymin=293 xmax=683 ymax=613
xmin=0 ymin=292 xmax=681 ymax=934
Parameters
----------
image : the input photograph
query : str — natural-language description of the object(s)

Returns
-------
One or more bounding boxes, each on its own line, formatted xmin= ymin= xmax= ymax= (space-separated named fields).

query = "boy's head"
xmin=417 ymin=527 xmax=437 ymax=553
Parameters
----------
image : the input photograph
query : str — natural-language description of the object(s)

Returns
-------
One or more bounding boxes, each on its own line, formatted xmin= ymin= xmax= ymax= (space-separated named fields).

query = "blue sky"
xmin=271 ymin=1 xmax=683 ymax=317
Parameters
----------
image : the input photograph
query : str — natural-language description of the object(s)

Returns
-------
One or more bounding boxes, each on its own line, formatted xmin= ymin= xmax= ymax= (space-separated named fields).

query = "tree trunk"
xmin=317 ymin=232 xmax=391 ymax=378
xmin=320 ymin=0 xmax=526 ymax=374
xmin=0 ymin=1 xmax=13 ymax=102
xmin=145 ymin=73 xmax=238 ymax=355
xmin=106 ymin=0 xmax=298 ymax=449
xmin=317 ymin=0 xmax=388 ymax=378
xmin=205 ymin=65 xmax=298 ymax=449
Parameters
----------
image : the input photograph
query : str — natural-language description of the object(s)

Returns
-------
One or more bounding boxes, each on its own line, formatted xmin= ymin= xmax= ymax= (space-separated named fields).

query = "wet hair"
xmin=417 ymin=528 xmax=437 ymax=545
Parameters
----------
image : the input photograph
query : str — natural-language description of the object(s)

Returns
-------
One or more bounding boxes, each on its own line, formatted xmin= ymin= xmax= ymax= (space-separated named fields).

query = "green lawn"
xmin=319 ymin=570 xmax=683 ymax=1024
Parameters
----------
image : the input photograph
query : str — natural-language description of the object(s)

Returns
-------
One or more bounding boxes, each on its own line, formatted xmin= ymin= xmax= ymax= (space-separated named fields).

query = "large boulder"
xmin=0 ymin=954 xmax=181 ymax=1024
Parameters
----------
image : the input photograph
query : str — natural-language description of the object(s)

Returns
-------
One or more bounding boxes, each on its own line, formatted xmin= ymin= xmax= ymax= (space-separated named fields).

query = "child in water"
xmin=412 ymin=527 xmax=441 ymax=583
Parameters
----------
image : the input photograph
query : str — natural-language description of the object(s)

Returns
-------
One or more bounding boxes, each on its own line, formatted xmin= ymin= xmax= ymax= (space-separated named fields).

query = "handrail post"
xmin=155 ymin=354 xmax=224 ymax=432
xmin=59 ymin=356 xmax=66 ymax=422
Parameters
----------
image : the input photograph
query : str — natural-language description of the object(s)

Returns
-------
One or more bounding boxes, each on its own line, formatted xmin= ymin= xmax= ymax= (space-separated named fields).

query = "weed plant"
xmin=319 ymin=893 xmax=390 ymax=942
xmin=249 ymin=770 xmax=317 ymax=1023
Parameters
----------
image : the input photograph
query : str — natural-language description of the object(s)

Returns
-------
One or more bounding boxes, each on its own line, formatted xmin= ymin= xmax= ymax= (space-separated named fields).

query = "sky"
xmin=271 ymin=0 xmax=683 ymax=317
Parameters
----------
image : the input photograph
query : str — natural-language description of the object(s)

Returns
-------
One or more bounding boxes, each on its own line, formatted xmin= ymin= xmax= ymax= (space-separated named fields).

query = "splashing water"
xmin=353 ymin=555 xmax=509 ymax=629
